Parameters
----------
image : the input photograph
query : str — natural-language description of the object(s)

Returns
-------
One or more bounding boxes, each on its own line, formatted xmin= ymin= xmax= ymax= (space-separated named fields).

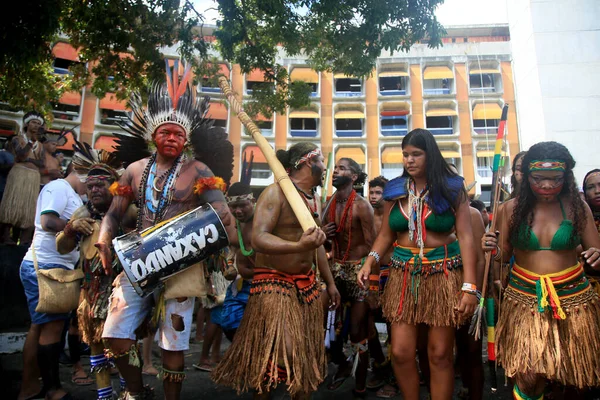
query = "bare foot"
xmin=142 ymin=365 xmax=159 ymax=376
xmin=17 ymin=383 xmax=43 ymax=400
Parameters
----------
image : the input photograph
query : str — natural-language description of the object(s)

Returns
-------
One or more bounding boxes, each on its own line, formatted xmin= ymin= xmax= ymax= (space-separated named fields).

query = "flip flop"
xmin=71 ymin=372 xmax=94 ymax=386
xmin=142 ymin=366 xmax=159 ymax=376
xmin=192 ymin=363 xmax=213 ymax=372
xmin=376 ymin=384 xmax=398 ymax=399
xmin=327 ymin=371 xmax=350 ymax=391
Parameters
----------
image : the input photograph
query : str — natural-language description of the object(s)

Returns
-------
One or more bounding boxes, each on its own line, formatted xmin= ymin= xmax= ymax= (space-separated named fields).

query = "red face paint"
xmin=153 ymin=123 xmax=187 ymax=158
xmin=531 ymin=185 xmax=563 ymax=197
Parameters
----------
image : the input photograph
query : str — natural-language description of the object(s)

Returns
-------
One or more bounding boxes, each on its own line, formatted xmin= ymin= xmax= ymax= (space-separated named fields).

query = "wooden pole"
xmin=218 ymin=77 xmax=317 ymax=231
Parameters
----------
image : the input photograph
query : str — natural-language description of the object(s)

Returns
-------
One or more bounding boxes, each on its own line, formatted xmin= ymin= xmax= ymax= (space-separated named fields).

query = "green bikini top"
xmin=388 ymin=201 xmax=456 ymax=233
xmin=514 ymin=199 xmax=580 ymax=251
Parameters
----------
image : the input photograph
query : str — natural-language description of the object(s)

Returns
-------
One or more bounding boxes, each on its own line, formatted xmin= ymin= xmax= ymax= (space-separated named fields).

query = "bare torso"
xmin=254 ymin=184 xmax=320 ymax=275
xmin=323 ymin=193 xmax=374 ymax=262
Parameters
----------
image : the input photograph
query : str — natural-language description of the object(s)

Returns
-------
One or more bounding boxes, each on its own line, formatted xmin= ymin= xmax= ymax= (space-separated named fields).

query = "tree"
xmin=0 ymin=0 xmax=444 ymax=121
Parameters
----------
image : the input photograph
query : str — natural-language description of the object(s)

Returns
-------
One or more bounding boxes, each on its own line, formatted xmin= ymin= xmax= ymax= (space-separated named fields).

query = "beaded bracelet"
xmin=63 ymin=221 xmax=77 ymax=237
xmin=368 ymin=251 xmax=381 ymax=264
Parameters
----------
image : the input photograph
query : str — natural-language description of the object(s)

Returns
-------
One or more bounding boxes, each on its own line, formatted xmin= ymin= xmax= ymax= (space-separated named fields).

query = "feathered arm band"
xmin=109 ymin=182 xmax=134 ymax=200
xmin=193 ymin=177 xmax=226 ymax=196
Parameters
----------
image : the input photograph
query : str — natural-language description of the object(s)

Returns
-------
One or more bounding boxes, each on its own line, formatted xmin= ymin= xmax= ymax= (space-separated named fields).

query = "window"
xmin=290 ymin=118 xmax=318 ymax=137
xmin=426 ymin=116 xmax=453 ymax=135
xmin=476 ymin=156 xmax=493 ymax=177
xmin=290 ymin=68 xmax=319 ymax=97
xmin=423 ymin=66 xmax=454 ymax=95
xmin=380 ymin=116 xmax=408 ymax=136
xmin=334 ymin=76 xmax=362 ymax=96
xmin=472 ymin=103 xmax=502 ymax=135
xmin=100 ymin=109 xmax=129 ymax=126
xmin=469 ymin=74 xmax=496 ymax=94
xmin=381 ymin=147 xmax=404 ymax=180
xmin=243 ymin=146 xmax=272 ymax=182
xmin=335 ymin=119 xmax=363 ymax=137
xmin=379 ymin=76 xmax=407 ymax=96
xmin=199 ymin=64 xmax=230 ymax=93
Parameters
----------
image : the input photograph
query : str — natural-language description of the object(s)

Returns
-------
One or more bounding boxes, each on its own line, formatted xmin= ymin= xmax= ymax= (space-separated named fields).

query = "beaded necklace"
xmin=328 ymin=190 xmax=357 ymax=262
xmin=236 ymin=220 xmax=255 ymax=257
xmin=407 ymin=178 xmax=430 ymax=258
xmin=293 ymin=181 xmax=319 ymax=217
xmin=136 ymin=153 xmax=183 ymax=231
xmin=86 ymin=201 xmax=106 ymax=221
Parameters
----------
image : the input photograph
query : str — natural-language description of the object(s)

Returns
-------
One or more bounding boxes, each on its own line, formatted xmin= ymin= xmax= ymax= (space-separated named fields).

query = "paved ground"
xmin=2 ymin=327 xmax=514 ymax=400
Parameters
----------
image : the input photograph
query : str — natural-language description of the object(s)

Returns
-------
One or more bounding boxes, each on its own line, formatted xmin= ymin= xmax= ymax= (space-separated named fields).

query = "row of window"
xmin=241 ymin=143 xmax=505 ymax=184
xmin=201 ymin=73 xmax=503 ymax=98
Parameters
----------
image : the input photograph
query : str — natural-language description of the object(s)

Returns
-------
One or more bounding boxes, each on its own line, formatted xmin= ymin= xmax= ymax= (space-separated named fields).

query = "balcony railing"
xmin=335 ymin=130 xmax=363 ymax=137
xmin=474 ymin=126 xmax=499 ymax=135
xmin=290 ymin=129 xmax=318 ymax=138
xmin=380 ymin=89 xmax=407 ymax=96
xmin=470 ymin=87 xmax=496 ymax=94
xmin=381 ymin=128 xmax=408 ymax=137
xmin=53 ymin=67 xmax=71 ymax=75
xmin=199 ymin=86 xmax=221 ymax=93
xmin=423 ymin=88 xmax=450 ymax=95
xmin=334 ymin=91 xmax=363 ymax=97
xmin=52 ymin=110 xmax=79 ymax=121
xmin=428 ymin=127 xmax=453 ymax=135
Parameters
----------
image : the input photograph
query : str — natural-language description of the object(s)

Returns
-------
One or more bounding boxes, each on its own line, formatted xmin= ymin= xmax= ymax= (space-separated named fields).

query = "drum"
xmin=113 ymin=203 xmax=229 ymax=297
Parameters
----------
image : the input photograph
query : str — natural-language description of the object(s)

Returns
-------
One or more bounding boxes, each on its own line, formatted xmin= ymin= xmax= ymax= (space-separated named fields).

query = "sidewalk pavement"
xmin=1 ymin=330 xmax=513 ymax=400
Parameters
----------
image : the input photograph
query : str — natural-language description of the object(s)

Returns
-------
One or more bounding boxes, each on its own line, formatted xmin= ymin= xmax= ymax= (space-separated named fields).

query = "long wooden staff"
xmin=470 ymin=103 xmax=509 ymax=340
xmin=218 ymin=77 xmax=317 ymax=231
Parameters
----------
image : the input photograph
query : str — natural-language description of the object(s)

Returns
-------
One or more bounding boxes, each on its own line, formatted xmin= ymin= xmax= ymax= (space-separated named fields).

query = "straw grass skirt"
xmin=211 ymin=268 xmax=326 ymax=396
xmin=382 ymin=243 xmax=463 ymax=327
xmin=497 ymin=263 xmax=600 ymax=388
xmin=0 ymin=164 xmax=40 ymax=228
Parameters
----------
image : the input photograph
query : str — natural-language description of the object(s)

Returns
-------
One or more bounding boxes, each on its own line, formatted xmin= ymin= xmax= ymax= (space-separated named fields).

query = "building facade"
xmin=0 ymin=24 xmax=520 ymax=201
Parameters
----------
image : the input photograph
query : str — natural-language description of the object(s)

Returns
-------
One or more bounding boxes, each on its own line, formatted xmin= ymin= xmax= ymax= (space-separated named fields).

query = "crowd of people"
xmin=5 ymin=69 xmax=600 ymax=400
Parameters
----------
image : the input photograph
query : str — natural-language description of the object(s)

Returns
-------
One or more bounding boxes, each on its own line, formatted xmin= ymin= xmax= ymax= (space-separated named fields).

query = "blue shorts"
xmin=20 ymin=260 xmax=72 ymax=325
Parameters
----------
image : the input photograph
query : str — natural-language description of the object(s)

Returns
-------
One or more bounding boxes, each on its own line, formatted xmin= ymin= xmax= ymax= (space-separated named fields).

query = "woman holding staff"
xmin=357 ymin=128 xmax=478 ymax=400
xmin=482 ymin=142 xmax=600 ymax=399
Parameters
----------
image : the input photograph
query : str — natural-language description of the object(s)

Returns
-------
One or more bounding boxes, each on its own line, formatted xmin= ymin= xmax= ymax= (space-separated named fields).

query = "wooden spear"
xmin=218 ymin=77 xmax=317 ymax=231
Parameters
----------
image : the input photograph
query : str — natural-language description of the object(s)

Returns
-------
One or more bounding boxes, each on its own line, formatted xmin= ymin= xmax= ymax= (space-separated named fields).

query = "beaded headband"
xmin=226 ymin=193 xmax=254 ymax=203
xmin=529 ymin=160 xmax=566 ymax=172
xmin=293 ymin=149 xmax=322 ymax=169
xmin=72 ymin=140 xmax=124 ymax=183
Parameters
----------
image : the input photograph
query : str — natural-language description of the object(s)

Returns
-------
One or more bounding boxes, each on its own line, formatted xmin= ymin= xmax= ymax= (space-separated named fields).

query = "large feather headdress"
xmin=72 ymin=139 xmax=124 ymax=182
xmin=118 ymin=59 xmax=208 ymax=142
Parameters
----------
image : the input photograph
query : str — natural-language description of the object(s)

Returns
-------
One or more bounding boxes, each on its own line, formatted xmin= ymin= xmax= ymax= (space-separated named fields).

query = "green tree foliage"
xmin=0 ymin=0 xmax=444 ymax=121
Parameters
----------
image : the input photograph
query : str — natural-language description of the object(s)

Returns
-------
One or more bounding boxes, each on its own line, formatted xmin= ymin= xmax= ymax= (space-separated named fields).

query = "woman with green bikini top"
xmin=357 ymin=129 xmax=478 ymax=400
xmin=482 ymin=141 xmax=600 ymax=400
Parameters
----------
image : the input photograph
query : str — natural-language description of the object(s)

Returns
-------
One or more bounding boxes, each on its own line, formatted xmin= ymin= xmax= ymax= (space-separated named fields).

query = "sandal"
xmin=327 ymin=370 xmax=350 ymax=391
xmin=142 ymin=365 xmax=159 ymax=376
xmin=376 ymin=383 xmax=398 ymax=398
xmin=71 ymin=371 xmax=94 ymax=386
xmin=192 ymin=362 xmax=214 ymax=372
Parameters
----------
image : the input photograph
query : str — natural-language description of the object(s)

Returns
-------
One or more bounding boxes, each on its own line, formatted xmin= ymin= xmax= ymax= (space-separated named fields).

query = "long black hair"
xmin=510 ymin=151 xmax=527 ymax=199
xmin=401 ymin=128 xmax=465 ymax=211
xmin=583 ymin=169 xmax=600 ymax=193
xmin=509 ymin=141 xmax=585 ymax=244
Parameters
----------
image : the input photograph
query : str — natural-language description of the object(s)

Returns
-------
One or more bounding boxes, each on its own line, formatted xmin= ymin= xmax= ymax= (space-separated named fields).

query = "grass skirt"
xmin=0 ymin=164 xmax=39 ymax=228
xmin=382 ymin=242 xmax=462 ymax=327
xmin=211 ymin=268 xmax=326 ymax=396
xmin=497 ymin=263 xmax=600 ymax=388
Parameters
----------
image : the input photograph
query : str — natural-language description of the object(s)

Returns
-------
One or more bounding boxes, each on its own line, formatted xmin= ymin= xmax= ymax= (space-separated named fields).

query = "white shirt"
xmin=23 ymin=179 xmax=83 ymax=268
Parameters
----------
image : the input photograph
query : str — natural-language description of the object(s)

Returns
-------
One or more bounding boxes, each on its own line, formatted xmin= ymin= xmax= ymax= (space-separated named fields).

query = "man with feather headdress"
xmin=96 ymin=60 xmax=235 ymax=400
xmin=56 ymin=140 xmax=133 ymax=400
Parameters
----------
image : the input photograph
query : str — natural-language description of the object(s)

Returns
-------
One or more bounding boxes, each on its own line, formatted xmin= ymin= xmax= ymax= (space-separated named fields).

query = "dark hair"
xmin=583 ymin=169 xmax=600 ymax=193
xmin=470 ymin=199 xmax=486 ymax=213
xmin=510 ymin=151 xmax=527 ymax=199
xmin=276 ymin=142 xmax=319 ymax=170
xmin=65 ymin=161 xmax=74 ymax=175
xmin=339 ymin=157 xmax=367 ymax=186
xmin=22 ymin=111 xmax=45 ymax=131
xmin=401 ymin=128 xmax=464 ymax=211
xmin=509 ymin=141 xmax=585 ymax=244
xmin=227 ymin=182 xmax=252 ymax=196
xmin=369 ymin=175 xmax=389 ymax=189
